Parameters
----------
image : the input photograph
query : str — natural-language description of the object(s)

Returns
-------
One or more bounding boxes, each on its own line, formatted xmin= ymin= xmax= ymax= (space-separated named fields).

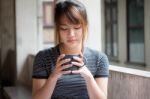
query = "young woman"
xmin=32 ymin=0 xmax=109 ymax=99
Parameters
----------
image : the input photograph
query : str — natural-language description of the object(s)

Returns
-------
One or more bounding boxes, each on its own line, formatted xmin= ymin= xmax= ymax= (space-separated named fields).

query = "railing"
xmin=108 ymin=65 xmax=150 ymax=99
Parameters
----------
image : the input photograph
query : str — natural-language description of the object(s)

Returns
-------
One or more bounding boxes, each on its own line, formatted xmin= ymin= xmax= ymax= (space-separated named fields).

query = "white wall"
xmin=145 ymin=0 xmax=150 ymax=68
xmin=16 ymin=0 xmax=37 ymax=84
xmin=79 ymin=0 xmax=102 ymax=51
xmin=118 ymin=0 xmax=127 ymax=65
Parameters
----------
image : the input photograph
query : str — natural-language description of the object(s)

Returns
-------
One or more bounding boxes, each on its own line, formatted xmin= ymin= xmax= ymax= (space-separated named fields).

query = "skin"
xmin=58 ymin=15 xmax=83 ymax=54
xmin=32 ymin=16 xmax=108 ymax=99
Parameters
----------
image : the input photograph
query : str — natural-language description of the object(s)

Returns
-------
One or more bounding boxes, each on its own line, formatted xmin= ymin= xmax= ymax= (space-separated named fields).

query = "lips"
xmin=67 ymin=39 xmax=77 ymax=43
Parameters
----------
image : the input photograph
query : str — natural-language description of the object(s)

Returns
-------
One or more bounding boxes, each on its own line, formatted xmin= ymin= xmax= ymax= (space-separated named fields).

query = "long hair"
xmin=54 ymin=0 xmax=88 ymax=52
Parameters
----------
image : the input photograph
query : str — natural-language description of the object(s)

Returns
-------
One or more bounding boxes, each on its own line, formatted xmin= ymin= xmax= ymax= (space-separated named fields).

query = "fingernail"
xmin=71 ymin=61 xmax=73 ymax=63
xmin=67 ymin=58 xmax=71 ymax=61
xmin=73 ymin=56 xmax=78 ymax=59
xmin=61 ymin=54 xmax=65 ymax=57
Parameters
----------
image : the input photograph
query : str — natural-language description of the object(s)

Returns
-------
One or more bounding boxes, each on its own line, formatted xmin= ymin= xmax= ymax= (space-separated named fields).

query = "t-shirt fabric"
xmin=32 ymin=45 xmax=109 ymax=99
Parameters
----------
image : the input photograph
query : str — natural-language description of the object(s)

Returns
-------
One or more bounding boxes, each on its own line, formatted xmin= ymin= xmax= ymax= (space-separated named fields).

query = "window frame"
xmin=104 ymin=0 xmax=119 ymax=61
xmin=43 ymin=1 xmax=54 ymax=28
xmin=126 ymin=0 xmax=145 ymax=65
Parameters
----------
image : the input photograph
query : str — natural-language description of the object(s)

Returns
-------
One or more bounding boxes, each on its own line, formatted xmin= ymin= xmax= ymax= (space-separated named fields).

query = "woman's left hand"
xmin=71 ymin=53 xmax=93 ymax=80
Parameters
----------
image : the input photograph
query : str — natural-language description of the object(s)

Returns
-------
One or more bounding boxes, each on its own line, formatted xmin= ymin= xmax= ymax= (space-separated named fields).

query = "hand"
xmin=50 ymin=54 xmax=72 ymax=79
xmin=71 ymin=53 xmax=93 ymax=80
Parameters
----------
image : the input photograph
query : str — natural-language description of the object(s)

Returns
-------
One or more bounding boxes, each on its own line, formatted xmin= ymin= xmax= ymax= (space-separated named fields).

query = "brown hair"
xmin=54 ymin=0 xmax=88 ymax=51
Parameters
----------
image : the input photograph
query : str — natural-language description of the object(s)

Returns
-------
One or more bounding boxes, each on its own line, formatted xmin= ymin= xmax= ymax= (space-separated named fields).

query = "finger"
xmin=79 ymin=52 xmax=84 ymax=58
xmin=62 ymin=70 xmax=71 ymax=74
xmin=72 ymin=62 xmax=84 ymax=67
xmin=58 ymin=58 xmax=71 ymax=67
xmin=72 ymin=70 xmax=80 ymax=74
xmin=57 ymin=54 xmax=65 ymax=63
xmin=73 ymin=56 xmax=82 ymax=63
xmin=80 ymin=53 xmax=86 ymax=62
xmin=61 ymin=64 xmax=72 ymax=70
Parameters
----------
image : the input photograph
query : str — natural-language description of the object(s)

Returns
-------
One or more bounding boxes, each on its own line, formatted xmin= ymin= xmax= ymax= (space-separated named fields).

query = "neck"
xmin=59 ymin=44 xmax=82 ymax=55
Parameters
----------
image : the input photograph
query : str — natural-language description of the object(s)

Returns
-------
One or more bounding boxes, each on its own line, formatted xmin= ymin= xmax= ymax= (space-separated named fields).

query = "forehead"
xmin=59 ymin=15 xmax=73 ymax=25
xmin=59 ymin=15 xmax=81 ymax=26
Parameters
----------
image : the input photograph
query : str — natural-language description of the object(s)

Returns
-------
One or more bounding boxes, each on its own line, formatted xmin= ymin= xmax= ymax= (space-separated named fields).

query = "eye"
xmin=60 ymin=27 xmax=68 ymax=31
xmin=74 ymin=26 xmax=81 ymax=30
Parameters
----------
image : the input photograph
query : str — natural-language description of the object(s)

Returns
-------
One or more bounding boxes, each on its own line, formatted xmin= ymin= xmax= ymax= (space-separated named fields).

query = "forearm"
xmin=32 ymin=76 xmax=58 ymax=99
xmin=85 ymin=77 xmax=107 ymax=99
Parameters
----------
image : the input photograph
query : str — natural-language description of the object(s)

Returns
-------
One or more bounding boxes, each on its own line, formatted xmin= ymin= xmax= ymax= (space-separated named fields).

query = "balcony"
xmin=0 ymin=0 xmax=150 ymax=99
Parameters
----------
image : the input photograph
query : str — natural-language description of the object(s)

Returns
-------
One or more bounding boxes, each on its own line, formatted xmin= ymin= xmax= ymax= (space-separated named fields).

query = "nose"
xmin=68 ymin=29 xmax=75 ymax=37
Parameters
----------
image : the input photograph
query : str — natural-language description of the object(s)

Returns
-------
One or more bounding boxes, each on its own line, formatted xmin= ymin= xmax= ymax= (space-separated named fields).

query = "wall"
xmin=0 ymin=0 xmax=16 ymax=86
xmin=118 ymin=0 xmax=127 ymax=65
xmin=78 ymin=0 xmax=102 ymax=51
xmin=145 ymin=0 xmax=150 ymax=68
xmin=15 ymin=0 xmax=37 ymax=85
xmin=108 ymin=70 xmax=150 ymax=99
xmin=0 ymin=0 xmax=1 ymax=86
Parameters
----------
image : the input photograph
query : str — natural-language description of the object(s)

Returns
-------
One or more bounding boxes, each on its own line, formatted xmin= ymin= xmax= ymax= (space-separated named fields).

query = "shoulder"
xmin=84 ymin=47 xmax=108 ymax=60
xmin=35 ymin=45 xmax=58 ymax=58
xmin=84 ymin=47 xmax=109 ymax=77
xmin=35 ymin=49 xmax=50 ymax=59
xmin=33 ymin=45 xmax=58 ymax=72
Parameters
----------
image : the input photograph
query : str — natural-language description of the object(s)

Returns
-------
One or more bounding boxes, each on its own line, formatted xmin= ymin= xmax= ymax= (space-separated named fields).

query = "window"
xmin=105 ymin=0 xmax=118 ymax=61
xmin=127 ymin=0 xmax=145 ymax=64
xmin=43 ymin=1 xmax=55 ymax=44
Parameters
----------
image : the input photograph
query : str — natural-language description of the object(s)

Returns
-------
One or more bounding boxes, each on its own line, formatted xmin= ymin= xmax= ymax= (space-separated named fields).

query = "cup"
xmin=62 ymin=54 xmax=80 ymax=71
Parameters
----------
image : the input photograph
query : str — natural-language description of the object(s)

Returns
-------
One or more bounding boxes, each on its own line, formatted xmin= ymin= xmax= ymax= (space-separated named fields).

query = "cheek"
xmin=77 ymin=29 xmax=83 ymax=38
xmin=59 ymin=32 xmax=66 ymax=42
xmin=59 ymin=34 xmax=64 ymax=41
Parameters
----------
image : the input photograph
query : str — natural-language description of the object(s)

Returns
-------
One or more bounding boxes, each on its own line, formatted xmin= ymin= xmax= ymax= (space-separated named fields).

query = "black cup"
xmin=62 ymin=54 xmax=80 ymax=71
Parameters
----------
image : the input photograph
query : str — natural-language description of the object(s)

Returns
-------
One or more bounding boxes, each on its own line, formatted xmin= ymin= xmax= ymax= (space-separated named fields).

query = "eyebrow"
xmin=60 ymin=24 xmax=81 ymax=26
xmin=60 ymin=24 xmax=68 ymax=26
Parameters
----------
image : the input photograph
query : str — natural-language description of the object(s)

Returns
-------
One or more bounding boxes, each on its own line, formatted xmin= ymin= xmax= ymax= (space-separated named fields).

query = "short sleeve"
xmin=95 ymin=53 xmax=109 ymax=78
xmin=32 ymin=51 xmax=48 ymax=79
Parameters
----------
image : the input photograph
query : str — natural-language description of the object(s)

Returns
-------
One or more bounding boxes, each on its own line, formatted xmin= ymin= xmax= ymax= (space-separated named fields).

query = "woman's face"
xmin=58 ymin=16 xmax=83 ymax=48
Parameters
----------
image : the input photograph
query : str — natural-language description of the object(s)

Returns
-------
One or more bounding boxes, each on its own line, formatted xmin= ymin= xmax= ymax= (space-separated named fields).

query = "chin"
xmin=67 ymin=43 xmax=79 ymax=49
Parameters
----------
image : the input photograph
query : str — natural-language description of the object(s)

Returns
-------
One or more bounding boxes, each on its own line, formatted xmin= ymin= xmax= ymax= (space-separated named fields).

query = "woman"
xmin=32 ymin=0 xmax=109 ymax=99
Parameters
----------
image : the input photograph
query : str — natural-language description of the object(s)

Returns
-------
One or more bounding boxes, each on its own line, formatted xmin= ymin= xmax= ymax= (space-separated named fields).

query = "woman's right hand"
xmin=50 ymin=54 xmax=72 ymax=79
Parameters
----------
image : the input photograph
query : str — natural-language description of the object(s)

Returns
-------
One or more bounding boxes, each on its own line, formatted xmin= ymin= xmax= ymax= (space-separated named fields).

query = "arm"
xmin=32 ymin=54 xmax=72 ymax=99
xmin=72 ymin=63 xmax=108 ymax=99
xmin=85 ymin=53 xmax=109 ymax=99
xmin=85 ymin=76 xmax=108 ymax=99
xmin=32 ymin=76 xmax=58 ymax=99
xmin=72 ymin=53 xmax=109 ymax=99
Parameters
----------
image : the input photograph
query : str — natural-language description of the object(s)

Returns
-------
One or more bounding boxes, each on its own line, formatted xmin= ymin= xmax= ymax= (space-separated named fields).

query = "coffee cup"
xmin=62 ymin=54 xmax=80 ymax=71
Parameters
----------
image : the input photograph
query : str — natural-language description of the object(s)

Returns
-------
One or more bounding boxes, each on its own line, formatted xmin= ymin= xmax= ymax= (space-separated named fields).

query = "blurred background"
xmin=0 ymin=0 xmax=150 ymax=99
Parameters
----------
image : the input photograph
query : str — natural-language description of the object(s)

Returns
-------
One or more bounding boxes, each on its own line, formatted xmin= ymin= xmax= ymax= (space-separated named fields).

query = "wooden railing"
xmin=108 ymin=68 xmax=150 ymax=99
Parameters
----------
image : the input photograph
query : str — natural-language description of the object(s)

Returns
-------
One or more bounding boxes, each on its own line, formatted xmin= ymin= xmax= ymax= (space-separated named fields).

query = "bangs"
xmin=64 ymin=6 xmax=82 ymax=25
xmin=55 ymin=1 xmax=84 ymax=25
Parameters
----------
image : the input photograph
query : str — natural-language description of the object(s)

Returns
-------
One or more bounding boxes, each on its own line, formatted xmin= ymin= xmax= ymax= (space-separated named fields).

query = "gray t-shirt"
xmin=32 ymin=45 xmax=109 ymax=99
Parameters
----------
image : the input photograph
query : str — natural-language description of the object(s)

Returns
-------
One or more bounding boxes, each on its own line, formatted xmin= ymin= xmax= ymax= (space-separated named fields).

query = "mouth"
xmin=67 ymin=39 xmax=77 ymax=43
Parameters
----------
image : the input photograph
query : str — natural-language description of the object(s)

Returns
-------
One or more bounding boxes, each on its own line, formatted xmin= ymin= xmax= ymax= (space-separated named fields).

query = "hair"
xmin=54 ymin=0 xmax=88 ymax=51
